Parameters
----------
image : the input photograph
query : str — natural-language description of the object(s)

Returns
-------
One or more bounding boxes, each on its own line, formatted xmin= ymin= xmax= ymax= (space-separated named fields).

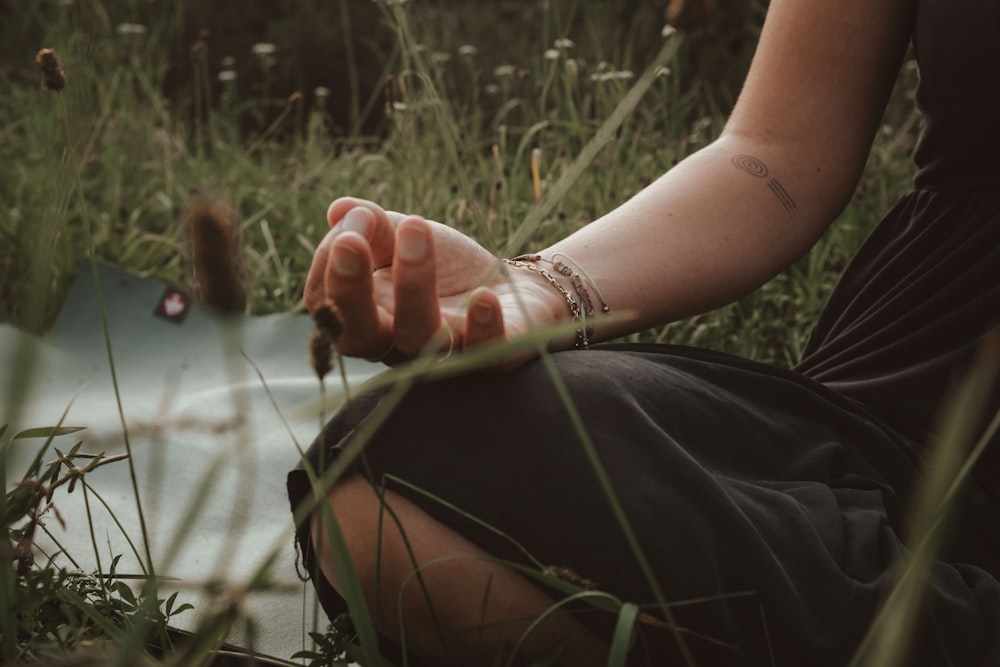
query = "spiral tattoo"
xmin=732 ymin=155 xmax=769 ymax=178
xmin=731 ymin=154 xmax=797 ymax=213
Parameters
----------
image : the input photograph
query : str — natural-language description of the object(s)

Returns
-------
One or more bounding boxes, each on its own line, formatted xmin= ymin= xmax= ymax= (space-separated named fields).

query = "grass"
xmin=1 ymin=0 xmax=966 ymax=665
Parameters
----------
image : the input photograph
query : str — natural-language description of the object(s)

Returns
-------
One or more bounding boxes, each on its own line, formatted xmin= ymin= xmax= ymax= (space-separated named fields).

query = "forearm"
xmin=535 ymin=133 xmax=859 ymax=340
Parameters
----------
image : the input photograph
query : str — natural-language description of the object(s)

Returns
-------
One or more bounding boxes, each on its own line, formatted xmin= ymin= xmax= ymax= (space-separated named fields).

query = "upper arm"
xmin=722 ymin=0 xmax=915 ymax=210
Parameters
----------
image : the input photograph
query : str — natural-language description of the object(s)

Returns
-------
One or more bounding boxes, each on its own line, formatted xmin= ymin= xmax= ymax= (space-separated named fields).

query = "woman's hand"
xmin=304 ymin=197 xmax=563 ymax=366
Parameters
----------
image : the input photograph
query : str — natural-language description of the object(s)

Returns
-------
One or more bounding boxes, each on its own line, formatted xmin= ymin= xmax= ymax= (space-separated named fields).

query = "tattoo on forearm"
xmin=732 ymin=154 xmax=769 ymax=178
xmin=732 ymin=155 xmax=798 ymax=213
xmin=767 ymin=180 xmax=797 ymax=213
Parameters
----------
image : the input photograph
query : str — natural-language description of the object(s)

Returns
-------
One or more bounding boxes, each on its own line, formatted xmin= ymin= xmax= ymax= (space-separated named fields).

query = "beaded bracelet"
xmin=502 ymin=258 xmax=587 ymax=348
xmin=510 ymin=253 xmax=610 ymax=346
xmin=550 ymin=252 xmax=610 ymax=315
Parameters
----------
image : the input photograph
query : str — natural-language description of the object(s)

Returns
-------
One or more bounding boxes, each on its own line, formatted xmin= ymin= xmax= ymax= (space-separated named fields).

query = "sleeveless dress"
xmin=287 ymin=1 xmax=1000 ymax=664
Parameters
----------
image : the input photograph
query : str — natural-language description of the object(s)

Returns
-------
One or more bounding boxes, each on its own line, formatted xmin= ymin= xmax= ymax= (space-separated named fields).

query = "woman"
xmin=289 ymin=0 xmax=1000 ymax=664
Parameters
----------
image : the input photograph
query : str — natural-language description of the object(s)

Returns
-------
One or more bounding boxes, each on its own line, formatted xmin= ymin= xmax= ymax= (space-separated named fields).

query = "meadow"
xmin=2 ymin=1 xmax=962 ymax=665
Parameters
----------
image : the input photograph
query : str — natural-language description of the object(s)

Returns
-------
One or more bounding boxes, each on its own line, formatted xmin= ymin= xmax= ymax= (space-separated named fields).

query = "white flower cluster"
xmin=115 ymin=23 xmax=148 ymax=37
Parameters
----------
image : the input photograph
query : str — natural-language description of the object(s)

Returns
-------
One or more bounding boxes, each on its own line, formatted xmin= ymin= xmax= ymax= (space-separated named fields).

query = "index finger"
xmin=327 ymin=197 xmax=407 ymax=270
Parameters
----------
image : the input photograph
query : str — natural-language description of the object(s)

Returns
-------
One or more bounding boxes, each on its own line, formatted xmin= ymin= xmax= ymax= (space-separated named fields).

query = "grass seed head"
xmin=185 ymin=196 xmax=245 ymax=315
xmin=36 ymin=48 xmax=67 ymax=91
xmin=308 ymin=327 xmax=334 ymax=380
xmin=542 ymin=565 xmax=599 ymax=591
xmin=312 ymin=302 xmax=344 ymax=343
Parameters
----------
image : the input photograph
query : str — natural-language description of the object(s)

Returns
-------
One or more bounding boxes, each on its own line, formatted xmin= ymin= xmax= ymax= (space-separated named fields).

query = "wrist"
xmin=503 ymin=253 xmax=609 ymax=349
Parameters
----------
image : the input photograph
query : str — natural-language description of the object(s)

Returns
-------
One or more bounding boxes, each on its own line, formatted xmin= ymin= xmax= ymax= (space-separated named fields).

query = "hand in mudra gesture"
xmin=304 ymin=198 xmax=560 ymax=366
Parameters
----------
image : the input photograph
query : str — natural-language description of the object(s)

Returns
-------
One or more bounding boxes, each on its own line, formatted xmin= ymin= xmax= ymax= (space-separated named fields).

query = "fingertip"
xmin=331 ymin=240 xmax=365 ymax=278
xmin=395 ymin=217 xmax=432 ymax=263
xmin=395 ymin=214 xmax=428 ymax=232
xmin=470 ymin=293 xmax=497 ymax=325
xmin=327 ymin=197 xmax=361 ymax=227
xmin=465 ymin=289 xmax=504 ymax=348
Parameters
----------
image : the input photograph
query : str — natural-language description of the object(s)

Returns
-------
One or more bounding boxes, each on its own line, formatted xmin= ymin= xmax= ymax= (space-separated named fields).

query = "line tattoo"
xmin=732 ymin=154 xmax=798 ymax=214
xmin=768 ymin=180 xmax=798 ymax=213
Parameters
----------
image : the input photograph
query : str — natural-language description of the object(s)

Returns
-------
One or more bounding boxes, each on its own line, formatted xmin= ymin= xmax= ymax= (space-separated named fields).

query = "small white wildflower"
xmin=251 ymin=42 xmax=277 ymax=58
xmin=392 ymin=101 xmax=408 ymax=111
xmin=687 ymin=116 xmax=713 ymax=144
xmin=221 ymin=55 xmax=237 ymax=68
xmin=116 ymin=23 xmax=148 ymax=37
xmin=458 ymin=44 xmax=478 ymax=57
xmin=656 ymin=66 xmax=672 ymax=78
xmin=218 ymin=70 xmax=237 ymax=82
xmin=493 ymin=64 xmax=516 ymax=78
xmin=592 ymin=70 xmax=633 ymax=83
xmin=484 ymin=83 xmax=501 ymax=95
xmin=314 ymin=86 xmax=331 ymax=100
xmin=544 ymin=49 xmax=560 ymax=61
xmin=554 ymin=37 xmax=575 ymax=50
xmin=661 ymin=25 xmax=678 ymax=38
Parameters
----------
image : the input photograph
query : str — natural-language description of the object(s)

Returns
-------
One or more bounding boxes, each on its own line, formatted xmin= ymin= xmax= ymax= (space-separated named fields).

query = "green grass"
xmin=0 ymin=1 xmax=947 ymax=665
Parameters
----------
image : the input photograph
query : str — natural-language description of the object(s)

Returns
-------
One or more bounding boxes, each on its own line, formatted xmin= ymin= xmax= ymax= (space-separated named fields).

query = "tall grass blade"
xmin=849 ymin=337 xmax=1000 ymax=667
xmin=505 ymin=34 xmax=682 ymax=256
xmin=609 ymin=602 xmax=640 ymax=667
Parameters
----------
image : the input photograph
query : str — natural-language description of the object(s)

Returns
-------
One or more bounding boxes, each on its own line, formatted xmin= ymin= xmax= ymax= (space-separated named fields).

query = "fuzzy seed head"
xmin=312 ymin=303 xmax=343 ymax=343
xmin=36 ymin=48 xmax=66 ymax=91
xmin=185 ymin=197 xmax=245 ymax=315
xmin=308 ymin=327 xmax=334 ymax=380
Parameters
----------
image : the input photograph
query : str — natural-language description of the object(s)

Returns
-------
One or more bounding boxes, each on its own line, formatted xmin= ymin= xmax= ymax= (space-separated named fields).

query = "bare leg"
xmin=310 ymin=473 xmax=610 ymax=666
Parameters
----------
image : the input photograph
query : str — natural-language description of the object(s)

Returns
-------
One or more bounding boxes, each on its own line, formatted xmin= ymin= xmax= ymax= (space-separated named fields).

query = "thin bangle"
xmin=550 ymin=252 xmax=610 ymax=314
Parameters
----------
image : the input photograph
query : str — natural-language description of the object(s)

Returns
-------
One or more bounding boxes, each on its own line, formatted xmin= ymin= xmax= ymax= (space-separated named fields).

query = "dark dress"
xmin=287 ymin=1 xmax=1000 ymax=664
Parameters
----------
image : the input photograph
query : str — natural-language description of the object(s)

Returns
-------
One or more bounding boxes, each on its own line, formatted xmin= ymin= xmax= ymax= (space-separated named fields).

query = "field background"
xmin=0 ymin=0 xmax=919 ymax=362
xmin=1 ymin=0 xmax=926 ymax=665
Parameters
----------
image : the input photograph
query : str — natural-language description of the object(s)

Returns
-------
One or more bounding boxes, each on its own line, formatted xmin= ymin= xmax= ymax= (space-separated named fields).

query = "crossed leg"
xmin=309 ymin=473 xmax=610 ymax=666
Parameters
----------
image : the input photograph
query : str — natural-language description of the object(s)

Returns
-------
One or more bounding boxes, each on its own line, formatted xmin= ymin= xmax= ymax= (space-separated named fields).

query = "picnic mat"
xmin=1 ymin=260 xmax=383 ymax=662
